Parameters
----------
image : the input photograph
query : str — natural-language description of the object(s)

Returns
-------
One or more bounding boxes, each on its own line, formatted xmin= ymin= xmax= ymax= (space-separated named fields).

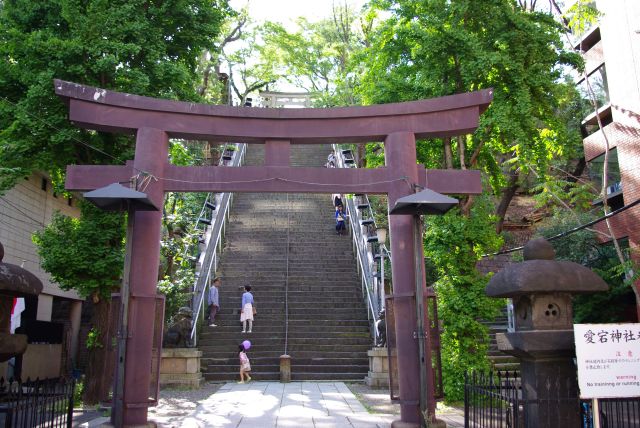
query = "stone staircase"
xmin=199 ymin=144 xmax=372 ymax=381
xmin=485 ymin=308 xmax=520 ymax=372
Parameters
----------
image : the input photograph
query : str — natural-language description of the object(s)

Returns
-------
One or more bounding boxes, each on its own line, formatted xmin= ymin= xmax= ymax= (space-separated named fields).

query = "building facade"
xmin=577 ymin=0 xmax=640 ymax=318
xmin=0 ymin=173 xmax=83 ymax=378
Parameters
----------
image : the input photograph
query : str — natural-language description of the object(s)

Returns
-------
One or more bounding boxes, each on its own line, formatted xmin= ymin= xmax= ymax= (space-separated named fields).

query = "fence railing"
xmin=189 ymin=143 xmax=246 ymax=346
xmin=0 ymin=377 xmax=75 ymax=428
xmin=333 ymin=144 xmax=384 ymax=345
xmin=465 ymin=370 xmax=640 ymax=428
xmin=582 ymin=397 xmax=640 ymax=428
xmin=464 ymin=370 xmax=523 ymax=428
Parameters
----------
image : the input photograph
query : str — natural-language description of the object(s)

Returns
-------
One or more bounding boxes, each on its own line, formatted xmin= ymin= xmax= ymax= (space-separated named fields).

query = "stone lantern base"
xmin=160 ymin=348 xmax=203 ymax=389
xmin=365 ymin=347 xmax=389 ymax=388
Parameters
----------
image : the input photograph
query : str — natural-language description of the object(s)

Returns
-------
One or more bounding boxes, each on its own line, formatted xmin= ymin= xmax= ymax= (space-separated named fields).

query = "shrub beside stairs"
xmin=198 ymin=144 xmax=372 ymax=381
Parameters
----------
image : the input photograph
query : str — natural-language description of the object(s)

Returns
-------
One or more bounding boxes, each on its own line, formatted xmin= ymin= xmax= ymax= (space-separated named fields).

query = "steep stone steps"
xmin=198 ymin=143 xmax=372 ymax=382
xmin=484 ymin=313 xmax=520 ymax=371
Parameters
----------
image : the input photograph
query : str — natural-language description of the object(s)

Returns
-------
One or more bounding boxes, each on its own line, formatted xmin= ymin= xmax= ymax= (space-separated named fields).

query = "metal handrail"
xmin=332 ymin=144 xmax=381 ymax=344
xmin=189 ymin=143 xmax=246 ymax=346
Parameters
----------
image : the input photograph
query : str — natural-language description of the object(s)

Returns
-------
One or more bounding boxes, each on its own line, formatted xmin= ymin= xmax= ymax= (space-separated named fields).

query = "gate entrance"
xmin=56 ymin=79 xmax=491 ymax=427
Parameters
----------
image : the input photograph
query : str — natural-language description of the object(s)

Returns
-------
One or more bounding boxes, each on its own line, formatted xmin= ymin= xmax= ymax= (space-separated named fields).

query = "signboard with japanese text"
xmin=574 ymin=323 xmax=640 ymax=399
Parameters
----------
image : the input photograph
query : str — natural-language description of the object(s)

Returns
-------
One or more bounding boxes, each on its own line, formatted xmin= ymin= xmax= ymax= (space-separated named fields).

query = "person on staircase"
xmin=326 ymin=150 xmax=336 ymax=168
xmin=238 ymin=343 xmax=252 ymax=383
xmin=207 ymin=277 xmax=221 ymax=327
xmin=332 ymin=193 xmax=343 ymax=210
xmin=240 ymin=285 xmax=255 ymax=333
xmin=335 ymin=204 xmax=348 ymax=235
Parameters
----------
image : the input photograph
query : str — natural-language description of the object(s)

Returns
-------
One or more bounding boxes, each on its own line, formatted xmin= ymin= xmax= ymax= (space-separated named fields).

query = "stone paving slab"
xmin=77 ymin=381 xmax=464 ymax=427
xmin=148 ymin=381 xmax=391 ymax=428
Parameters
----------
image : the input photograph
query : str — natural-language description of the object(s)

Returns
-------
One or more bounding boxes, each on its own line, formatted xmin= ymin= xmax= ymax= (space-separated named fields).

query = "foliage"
xmin=73 ymin=378 xmax=84 ymax=407
xmin=157 ymin=269 xmax=195 ymax=323
xmin=537 ymin=210 xmax=638 ymax=323
xmin=32 ymin=200 xmax=125 ymax=299
xmin=423 ymin=195 xmax=505 ymax=401
xmin=32 ymin=200 xmax=123 ymax=404
xmin=85 ymin=327 xmax=103 ymax=350
xmin=359 ymin=0 xmax=583 ymax=196
xmin=352 ymin=0 xmax=585 ymax=400
xmin=564 ymin=0 xmax=600 ymax=37
xmin=261 ymin=2 xmax=370 ymax=107
xmin=0 ymin=0 xmax=230 ymax=192
xmin=160 ymin=189 xmax=209 ymax=321
xmin=223 ymin=20 xmax=284 ymax=105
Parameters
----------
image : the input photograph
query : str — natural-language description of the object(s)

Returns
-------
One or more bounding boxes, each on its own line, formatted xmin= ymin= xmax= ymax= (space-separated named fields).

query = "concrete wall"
xmin=582 ymin=1 xmax=640 ymax=317
xmin=597 ymin=0 xmax=640 ymax=128
xmin=20 ymin=344 xmax=63 ymax=380
xmin=0 ymin=173 xmax=82 ymax=307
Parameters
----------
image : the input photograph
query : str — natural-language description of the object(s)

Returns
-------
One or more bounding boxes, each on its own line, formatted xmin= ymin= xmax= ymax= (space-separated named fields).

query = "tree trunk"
xmin=567 ymin=157 xmax=586 ymax=183
xmin=495 ymin=172 xmax=519 ymax=234
xmin=443 ymin=137 xmax=454 ymax=169
xmin=357 ymin=144 xmax=366 ymax=168
xmin=457 ymin=136 xmax=466 ymax=170
xmin=82 ymin=297 xmax=115 ymax=405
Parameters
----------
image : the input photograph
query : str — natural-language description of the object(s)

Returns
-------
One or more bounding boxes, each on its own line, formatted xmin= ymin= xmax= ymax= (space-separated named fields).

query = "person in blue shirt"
xmin=240 ymin=285 xmax=254 ymax=333
xmin=335 ymin=205 xmax=348 ymax=235
xmin=207 ymin=277 xmax=221 ymax=327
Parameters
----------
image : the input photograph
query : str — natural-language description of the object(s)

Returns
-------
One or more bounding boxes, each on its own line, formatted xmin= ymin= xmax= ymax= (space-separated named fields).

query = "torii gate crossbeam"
xmin=56 ymin=80 xmax=491 ymax=428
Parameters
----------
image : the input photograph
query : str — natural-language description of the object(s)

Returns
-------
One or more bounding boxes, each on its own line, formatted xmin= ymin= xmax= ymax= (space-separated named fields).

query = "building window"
xmin=578 ymin=64 xmax=609 ymax=111
xmin=589 ymin=148 xmax=623 ymax=209
xmin=581 ymin=105 xmax=612 ymax=137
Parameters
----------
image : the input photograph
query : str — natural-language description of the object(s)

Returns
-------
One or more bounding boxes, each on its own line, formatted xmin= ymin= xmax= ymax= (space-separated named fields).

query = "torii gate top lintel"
xmin=58 ymin=80 xmax=490 ymax=197
xmin=54 ymin=79 xmax=492 ymax=144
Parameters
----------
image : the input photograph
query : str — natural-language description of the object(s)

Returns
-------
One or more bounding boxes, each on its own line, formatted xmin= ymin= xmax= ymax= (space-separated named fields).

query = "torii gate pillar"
xmin=386 ymin=132 xmax=424 ymax=426
xmin=120 ymin=128 xmax=168 ymax=424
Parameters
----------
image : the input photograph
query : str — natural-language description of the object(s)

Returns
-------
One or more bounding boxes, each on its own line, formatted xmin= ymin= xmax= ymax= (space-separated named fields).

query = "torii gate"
xmin=55 ymin=79 xmax=491 ymax=427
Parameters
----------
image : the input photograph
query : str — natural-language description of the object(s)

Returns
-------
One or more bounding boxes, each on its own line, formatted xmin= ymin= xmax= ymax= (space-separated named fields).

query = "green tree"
xmin=33 ymin=201 xmax=124 ymax=403
xmin=262 ymin=2 xmax=371 ymax=108
xmin=424 ymin=196 xmax=504 ymax=401
xmin=360 ymin=0 xmax=582 ymax=225
xmin=2 ymin=0 xmax=230 ymax=403
xmin=357 ymin=0 xmax=582 ymax=400
xmin=537 ymin=211 xmax=638 ymax=323
xmin=0 ymin=0 xmax=230 ymax=192
xmin=261 ymin=2 xmax=371 ymax=163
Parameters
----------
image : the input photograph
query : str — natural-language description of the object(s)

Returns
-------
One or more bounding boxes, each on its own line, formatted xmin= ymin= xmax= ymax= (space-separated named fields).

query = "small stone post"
xmin=280 ymin=354 xmax=291 ymax=383
xmin=486 ymin=238 xmax=608 ymax=428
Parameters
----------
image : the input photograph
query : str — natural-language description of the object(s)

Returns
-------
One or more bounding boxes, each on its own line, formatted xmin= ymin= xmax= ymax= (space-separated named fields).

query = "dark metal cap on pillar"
xmin=389 ymin=189 xmax=458 ymax=215
xmin=83 ymin=182 xmax=159 ymax=212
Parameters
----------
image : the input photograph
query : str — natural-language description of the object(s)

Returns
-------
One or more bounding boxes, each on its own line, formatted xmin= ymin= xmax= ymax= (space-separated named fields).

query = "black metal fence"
xmin=0 ymin=377 xmax=75 ymax=428
xmin=465 ymin=371 xmax=640 ymax=428
xmin=465 ymin=370 xmax=523 ymax=428
xmin=582 ymin=398 xmax=640 ymax=428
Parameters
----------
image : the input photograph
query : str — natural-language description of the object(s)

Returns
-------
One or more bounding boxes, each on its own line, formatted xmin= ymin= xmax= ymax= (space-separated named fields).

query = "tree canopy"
xmin=0 ymin=0 xmax=230 ymax=191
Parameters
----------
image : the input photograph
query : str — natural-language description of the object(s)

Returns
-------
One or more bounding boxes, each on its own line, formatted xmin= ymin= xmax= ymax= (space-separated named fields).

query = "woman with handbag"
xmin=335 ymin=205 xmax=348 ymax=235
xmin=240 ymin=285 xmax=255 ymax=333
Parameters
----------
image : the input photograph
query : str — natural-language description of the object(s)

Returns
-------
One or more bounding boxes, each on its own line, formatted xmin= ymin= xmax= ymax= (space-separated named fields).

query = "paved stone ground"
xmin=75 ymin=381 xmax=465 ymax=427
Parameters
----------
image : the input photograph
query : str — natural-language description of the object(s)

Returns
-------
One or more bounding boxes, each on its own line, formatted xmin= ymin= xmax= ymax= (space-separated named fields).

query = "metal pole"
xmin=414 ymin=215 xmax=428 ymax=426
xmin=112 ymin=206 xmax=134 ymax=427
xmin=593 ymin=398 xmax=601 ymax=428
xmin=380 ymin=248 xmax=385 ymax=311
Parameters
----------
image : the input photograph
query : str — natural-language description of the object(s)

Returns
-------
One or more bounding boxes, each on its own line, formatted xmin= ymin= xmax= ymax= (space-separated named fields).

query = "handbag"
xmin=252 ymin=306 xmax=257 ymax=315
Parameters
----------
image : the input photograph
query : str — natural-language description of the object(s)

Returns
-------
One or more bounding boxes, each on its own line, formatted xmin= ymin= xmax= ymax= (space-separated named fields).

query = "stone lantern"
xmin=485 ymin=238 xmax=608 ymax=428
xmin=0 ymin=241 xmax=43 ymax=365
